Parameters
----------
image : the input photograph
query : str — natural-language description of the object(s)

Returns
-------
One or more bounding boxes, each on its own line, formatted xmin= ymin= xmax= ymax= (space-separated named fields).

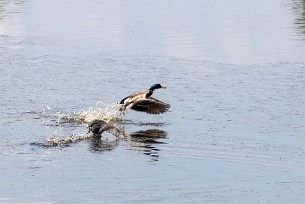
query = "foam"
xmin=47 ymin=133 xmax=92 ymax=146
xmin=56 ymin=102 xmax=123 ymax=124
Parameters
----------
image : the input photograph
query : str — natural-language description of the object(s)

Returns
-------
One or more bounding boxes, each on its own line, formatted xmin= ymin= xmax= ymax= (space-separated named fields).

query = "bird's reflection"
xmin=292 ymin=0 xmax=305 ymax=37
xmin=88 ymin=136 xmax=120 ymax=152
xmin=40 ymin=118 xmax=168 ymax=160
xmin=86 ymin=119 xmax=168 ymax=160
xmin=127 ymin=129 xmax=168 ymax=161
xmin=87 ymin=128 xmax=168 ymax=161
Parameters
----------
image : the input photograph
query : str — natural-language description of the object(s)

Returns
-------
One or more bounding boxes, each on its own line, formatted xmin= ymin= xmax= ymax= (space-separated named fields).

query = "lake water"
xmin=1 ymin=0 xmax=305 ymax=203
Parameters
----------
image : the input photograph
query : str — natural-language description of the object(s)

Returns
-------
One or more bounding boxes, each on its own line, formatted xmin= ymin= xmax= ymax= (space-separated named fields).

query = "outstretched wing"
xmin=130 ymin=97 xmax=170 ymax=114
xmin=99 ymin=124 xmax=125 ymax=138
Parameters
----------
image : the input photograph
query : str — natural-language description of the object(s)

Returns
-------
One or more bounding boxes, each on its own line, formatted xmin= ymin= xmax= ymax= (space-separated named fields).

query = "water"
xmin=1 ymin=0 xmax=305 ymax=203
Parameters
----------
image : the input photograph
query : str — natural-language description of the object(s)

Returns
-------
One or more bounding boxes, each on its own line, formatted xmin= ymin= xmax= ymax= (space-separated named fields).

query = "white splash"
xmin=40 ymin=102 xmax=124 ymax=146
xmin=47 ymin=132 xmax=93 ymax=146
xmin=55 ymin=102 xmax=123 ymax=124
xmin=77 ymin=102 xmax=123 ymax=124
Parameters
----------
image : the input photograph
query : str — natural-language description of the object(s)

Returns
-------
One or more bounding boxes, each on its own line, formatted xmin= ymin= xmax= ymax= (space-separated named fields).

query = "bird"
xmin=119 ymin=84 xmax=170 ymax=114
xmin=87 ymin=119 xmax=125 ymax=138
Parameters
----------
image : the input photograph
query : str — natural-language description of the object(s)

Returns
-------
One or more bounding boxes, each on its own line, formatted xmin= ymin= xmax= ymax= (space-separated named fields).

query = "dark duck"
xmin=87 ymin=119 xmax=125 ymax=138
xmin=119 ymin=84 xmax=170 ymax=114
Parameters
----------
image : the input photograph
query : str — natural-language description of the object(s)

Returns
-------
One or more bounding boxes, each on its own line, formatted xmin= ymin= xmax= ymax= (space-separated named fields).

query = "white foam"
xmin=47 ymin=132 xmax=93 ymax=146
xmin=77 ymin=102 xmax=123 ymax=124
xmin=53 ymin=102 xmax=123 ymax=124
xmin=44 ymin=102 xmax=124 ymax=146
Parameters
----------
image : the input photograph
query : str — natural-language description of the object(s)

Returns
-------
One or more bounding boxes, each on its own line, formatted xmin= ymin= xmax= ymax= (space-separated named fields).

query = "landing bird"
xmin=87 ymin=119 xmax=125 ymax=138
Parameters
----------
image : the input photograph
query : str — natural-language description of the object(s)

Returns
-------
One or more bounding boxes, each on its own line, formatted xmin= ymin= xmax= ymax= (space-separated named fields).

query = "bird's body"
xmin=119 ymin=84 xmax=170 ymax=114
xmin=87 ymin=119 xmax=125 ymax=138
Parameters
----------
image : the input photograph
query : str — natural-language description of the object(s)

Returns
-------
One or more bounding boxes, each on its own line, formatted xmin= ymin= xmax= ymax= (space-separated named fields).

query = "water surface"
xmin=1 ymin=0 xmax=305 ymax=203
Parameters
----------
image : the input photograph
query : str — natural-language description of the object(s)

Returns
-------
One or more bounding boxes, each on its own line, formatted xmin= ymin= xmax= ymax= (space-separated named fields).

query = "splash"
xmin=50 ymin=102 xmax=123 ymax=124
xmin=47 ymin=132 xmax=92 ymax=146
xmin=31 ymin=102 xmax=124 ymax=147
xmin=77 ymin=102 xmax=123 ymax=124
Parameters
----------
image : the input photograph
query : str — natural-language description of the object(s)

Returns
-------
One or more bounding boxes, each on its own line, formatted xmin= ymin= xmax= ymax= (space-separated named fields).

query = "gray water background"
xmin=1 ymin=0 xmax=305 ymax=203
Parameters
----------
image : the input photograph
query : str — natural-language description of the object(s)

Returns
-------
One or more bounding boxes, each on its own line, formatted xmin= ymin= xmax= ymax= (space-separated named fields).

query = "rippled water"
xmin=1 ymin=0 xmax=305 ymax=203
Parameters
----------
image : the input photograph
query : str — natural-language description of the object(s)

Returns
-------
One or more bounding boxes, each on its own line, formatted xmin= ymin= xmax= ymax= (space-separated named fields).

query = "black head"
xmin=149 ymin=84 xmax=167 ymax=91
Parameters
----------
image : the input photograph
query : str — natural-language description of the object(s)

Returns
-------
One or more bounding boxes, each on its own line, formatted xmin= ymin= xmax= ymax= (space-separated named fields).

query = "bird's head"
xmin=149 ymin=84 xmax=167 ymax=91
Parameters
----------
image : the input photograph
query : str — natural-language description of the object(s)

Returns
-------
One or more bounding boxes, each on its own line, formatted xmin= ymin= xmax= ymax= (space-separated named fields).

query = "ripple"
xmin=161 ymin=142 xmax=305 ymax=169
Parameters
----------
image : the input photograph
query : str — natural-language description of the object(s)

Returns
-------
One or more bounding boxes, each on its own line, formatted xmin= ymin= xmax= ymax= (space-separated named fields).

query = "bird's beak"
xmin=161 ymin=85 xmax=167 ymax=88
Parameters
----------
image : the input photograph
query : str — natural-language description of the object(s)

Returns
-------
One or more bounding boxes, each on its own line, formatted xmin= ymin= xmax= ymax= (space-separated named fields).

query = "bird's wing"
xmin=99 ymin=124 xmax=125 ymax=138
xmin=119 ymin=90 xmax=149 ymax=104
xmin=88 ymin=119 xmax=106 ymax=128
xmin=130 ymin=97 xmax=170 ymax=114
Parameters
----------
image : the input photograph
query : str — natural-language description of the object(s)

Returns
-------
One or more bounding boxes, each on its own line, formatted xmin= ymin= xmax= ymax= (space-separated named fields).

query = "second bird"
xmin=119 ymin=84 xmax=170 ymax=114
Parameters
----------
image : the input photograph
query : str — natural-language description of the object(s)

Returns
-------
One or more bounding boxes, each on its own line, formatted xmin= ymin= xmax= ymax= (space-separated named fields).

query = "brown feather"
xmin=130 ymin=97 xmax=170 ymax=114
